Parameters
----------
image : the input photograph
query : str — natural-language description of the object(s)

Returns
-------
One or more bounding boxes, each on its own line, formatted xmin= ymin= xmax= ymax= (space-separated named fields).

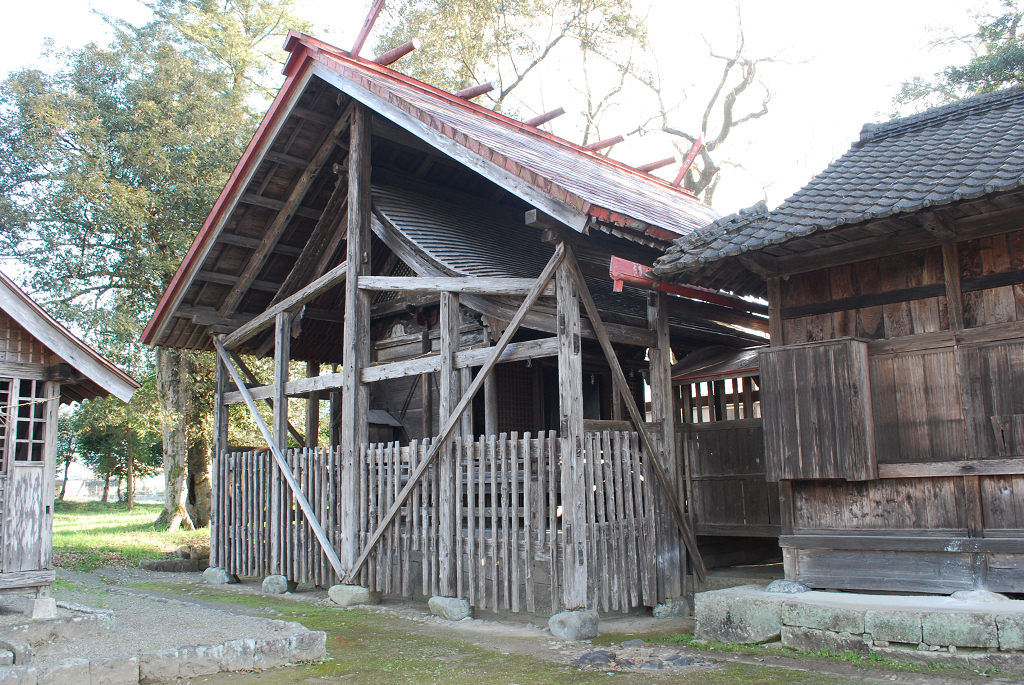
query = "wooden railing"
xmin=211 ymin=430 xmax=661 ymax=614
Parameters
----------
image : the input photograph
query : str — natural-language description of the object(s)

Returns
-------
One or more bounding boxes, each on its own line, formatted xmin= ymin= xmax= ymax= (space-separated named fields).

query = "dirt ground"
xmin=52 ymin=567 xmax=1023 ymax=685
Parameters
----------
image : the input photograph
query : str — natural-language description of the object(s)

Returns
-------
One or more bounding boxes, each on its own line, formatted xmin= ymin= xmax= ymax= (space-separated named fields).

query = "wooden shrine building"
xmin=0 ymin=271 xmax=138 ymax=600
xmin=142 ymin=31 xmax=771 ymax=615
xmin=653 ymin=86 xmax=1024 ymax=594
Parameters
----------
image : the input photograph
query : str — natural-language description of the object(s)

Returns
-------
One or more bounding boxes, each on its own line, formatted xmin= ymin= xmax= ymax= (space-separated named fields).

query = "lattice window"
xmin=13 ymin=379 xmax=46 ymax=462
xmin=0 ymin=379 xmax=9 ymax=471
xmin=682 ymin=375 xmax=761 ymax=423
xmin=496 ymin=361 xmax=533 ymax=434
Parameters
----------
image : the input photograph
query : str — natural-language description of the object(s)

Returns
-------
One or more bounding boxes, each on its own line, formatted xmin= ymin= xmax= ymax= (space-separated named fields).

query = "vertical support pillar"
xmin=648 ymin=291 xmax=682 ymax=601
xmin=484 ymin=374 xmax=498 ymax=436
xmin=460 ymin=367 xmax=474 ymax=437
xmin=211 ymin=356 xmax=229 ymax=567
xmin=306 ymin=362 xmax=320 ymax=448
xmin=341 ymin=103 xmax=372 ymax=573
xmin=421 ymin=330 xmax=433 ymax=438
xmin=557 ymin=260 xmax=587 ymax=610
xmin=438 ymin=291 xmax=460 ymax=596
xmin=767 ymin=275 xmax=796 ymax=580
xmin=272 ymin=311 xmax=291 ymax=575
xmin=329 ymin=390 xmax=341 ymax=449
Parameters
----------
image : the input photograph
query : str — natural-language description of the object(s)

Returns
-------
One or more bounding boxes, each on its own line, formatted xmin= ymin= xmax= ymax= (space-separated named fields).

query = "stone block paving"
xmin=0 ymin=575 xmax=326 ymax=685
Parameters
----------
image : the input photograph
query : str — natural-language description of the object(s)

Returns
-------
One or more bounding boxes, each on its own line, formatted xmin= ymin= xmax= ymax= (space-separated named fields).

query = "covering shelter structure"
xmin=654 ymin=85 xmax=1024 ymax=594
xmin=0 ymin=271 xmax=138 ymax=601
xmin=143 ymin=31 xmax=770 ymax=614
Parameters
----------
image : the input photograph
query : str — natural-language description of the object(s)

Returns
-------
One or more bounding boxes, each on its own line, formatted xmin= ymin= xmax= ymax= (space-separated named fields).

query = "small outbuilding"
xmin=0 ymin=270 xmax=138 ymax=611
xmin=654 ymin=86 xmax=1024 ymax=594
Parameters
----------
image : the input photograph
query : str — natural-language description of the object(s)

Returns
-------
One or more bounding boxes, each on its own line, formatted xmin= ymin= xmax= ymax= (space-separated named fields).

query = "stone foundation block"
xmin=997 ymin=614 xmax=1024 ymax=651
xmin=37 ymin=659 xmax=89 ymax=685
xmin=328 ymin=585 xmax=380 ymax=608
xmin=89 ymin=656 xmax=138 ymax=685
xmin=253 ymin=638 xmax=290 ymax=669
xmin=653 ymin=597 xmax=689 ymax=619
xmin=864 ymin=610 xmax=921 ymax=645
xmin=202 ymin=568 xmax=238 ymax=585
xmin=695 ymin=587 xmax=784 ymax=644
xmin=23 ymin=600 xmax=56 ymax=621
xmin=178 ymin=645 xmax=224 ymax=679
xmin=287 ymin=631 xmax=327 ymax=662
xmin=968 ymin=651 xmax=1024 ymax=676
xmin=0 ymin=640 xmax=31 ymax=666
xmin=783 ymin=602 xmax=864 ymax=634
xmin=428 ymin=597 xmax=472 ymax=621
xmin=261 ymin=575 xmax=296 ymax=595
xmin=138 ymin=649 xmax=178 ymax=684
xmin=765 ymin=580 xmax=809 ymax=594
xmin=871 ymin=645 xmax=969 ymax=669
xmin=922 ymin=611 xmax=998 ymax=648
xmin=0 ymin=653 xmax=12 ymax=667
xmin=781 ymin=626 xmax=869 ymax=655
xmin=220 ymin=639 xmax=256 ymax=672
xmin=548 ymin=610 xmax=599 ymax=641
xmin=0 ymin=666 xmax=36 ymax=685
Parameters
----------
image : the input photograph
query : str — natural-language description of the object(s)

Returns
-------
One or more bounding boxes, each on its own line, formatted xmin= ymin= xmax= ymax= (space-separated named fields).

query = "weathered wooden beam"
xmin=374 ymin=39 xmax=420 ymax=66
xmin=271 ymin=311 xmax=290 ymax=574
xmin=556 ymin=257 xmax=587 ymax=611
xmin=357 ymin=276 xmax=555 ymax=295
xmin=455 ymin=82 xmax=494 ymax=99
xmin=350 ymin=0 xmax=385 ymax=56
xmin=217 ymin=232 xmax=303 ymax=256
xmin=879 ymin=458 xmax=1024 ymax=478
xmin=359 ymin=336 xmax=559 ymax=384
xmin=563 ymin=245 xmax=707 ymax=582
xmin=197 ymin=270 xmax=281 ymax=292
xmin=585 ymin=135 xmax=624 ymax=152
xmin=227 ymin=351 xmax=304 ymax=445
xmin=340 ymin=103 xmax=373 ymax=571
xmin=637 ymin=156 xmax=677 ymax=173
xmin=213 ymin=336 xmax=346 ymax=580
xmin=648 ymin=290 xmax=683 ymax=601
xmin=220 ymin=103 xmax=353 ymax=317
xmin=343 ymin=243 xmax=566 ymax=582
xmin=238 ymin=193 xmax=322 ymax=220
xmin=221 ymin=263 xmax=347 ymax=349
xmin=523 ymin=107 xmax=565 ymax=128
xmin=438 ymin=291 xmax=459 ymax=596
xmin=264 ymin=150 xmax=312 ymax=168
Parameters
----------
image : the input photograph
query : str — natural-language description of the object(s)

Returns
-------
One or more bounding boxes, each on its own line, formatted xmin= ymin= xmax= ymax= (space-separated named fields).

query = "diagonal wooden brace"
xmin=564 ymin=246 xmax=707 ymax=582
xmin=342 ymin=242 xmax=567 ymax=583
xmin=213 ymin=336 xmax=346 ymax=581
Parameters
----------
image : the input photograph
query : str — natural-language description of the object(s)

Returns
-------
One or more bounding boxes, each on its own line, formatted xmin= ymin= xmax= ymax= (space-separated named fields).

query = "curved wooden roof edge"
xmin=0 ymin=270 xmax=140 ymax=403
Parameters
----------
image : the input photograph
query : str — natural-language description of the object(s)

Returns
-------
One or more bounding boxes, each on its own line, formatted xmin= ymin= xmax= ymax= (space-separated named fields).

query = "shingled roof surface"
xmin=654 ymin=85 xmax=1024 ymax=278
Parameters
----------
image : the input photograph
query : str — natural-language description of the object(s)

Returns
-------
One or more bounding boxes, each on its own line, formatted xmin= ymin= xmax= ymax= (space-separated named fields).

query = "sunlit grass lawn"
xmin=53 ymin=500 xmax=210 ymax=571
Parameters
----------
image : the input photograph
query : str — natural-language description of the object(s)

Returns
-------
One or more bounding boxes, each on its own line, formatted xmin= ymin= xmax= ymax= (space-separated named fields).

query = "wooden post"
xmin=421 ymin=330 xmax=433 ymax=437
xmin=767 ymin=275 xmax=797 ymax=580
xmin=557 ymin=260 xmax=588 ymax=611
xmin=460 ymin=367 xmax=474 ymax=437
xmin=648 ymin=291 xmax=682 ymax=601
xmin=438 ymin=291 xmax=460 ymax=596
xmin=211 ymin=356 xmax=229 ymax=567
xmin=306 ymin=362 xmax=320 ymax=448
xmin=341 ymin=103 xmax=372 ymax=573
xmin=272 ymin=311 xmax=291 ymax=575
xmin=484 ymin=374 xmax=498 ymax=436
xmin=330 ymin=390 xmax=341 ymax=448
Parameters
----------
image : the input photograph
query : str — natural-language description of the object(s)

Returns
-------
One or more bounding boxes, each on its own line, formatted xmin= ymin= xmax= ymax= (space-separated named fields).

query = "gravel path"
xmin=4 ymin=570 xmax=307 ymax=671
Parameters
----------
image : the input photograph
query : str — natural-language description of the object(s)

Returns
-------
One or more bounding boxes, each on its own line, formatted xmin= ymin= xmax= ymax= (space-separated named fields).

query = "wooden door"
xmin=4 ymin=379 xmax=55 ymax=573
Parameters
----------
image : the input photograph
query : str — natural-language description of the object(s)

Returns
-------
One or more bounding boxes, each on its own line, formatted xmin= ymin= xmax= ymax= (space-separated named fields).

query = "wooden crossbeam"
xmin=214 ymin=336 xmax=345 ymax=580
xmin=342 ymin=243 xmax=566 ymax=582
xmin=358 ymin=276 xmax=556 ymax=295
xmin=222 ymin=263 xmax=348 ymax=349
xmin=219 ymin=103 xmax=354 ymax=317
xmin=564 ymin=246 xmax=707 ymax=582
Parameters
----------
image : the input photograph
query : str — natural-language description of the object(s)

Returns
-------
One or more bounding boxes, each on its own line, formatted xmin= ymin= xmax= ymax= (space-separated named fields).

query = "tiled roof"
xmin=653 ymin=85 xmax=1024 ymax=278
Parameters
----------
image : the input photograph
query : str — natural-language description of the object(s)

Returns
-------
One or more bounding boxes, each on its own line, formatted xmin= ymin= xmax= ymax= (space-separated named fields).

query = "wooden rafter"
xmin=218 ymin=103 xmax=355 ymax=318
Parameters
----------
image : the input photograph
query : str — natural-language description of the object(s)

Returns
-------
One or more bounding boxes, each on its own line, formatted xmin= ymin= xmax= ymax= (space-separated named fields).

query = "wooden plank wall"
xmin=212 ymin=430 xmax=662 ymax=613
xmin=0 ymin=312 xmax=54 ymax=365
xmin=772 ymin=228 xmax=1024 ymax=592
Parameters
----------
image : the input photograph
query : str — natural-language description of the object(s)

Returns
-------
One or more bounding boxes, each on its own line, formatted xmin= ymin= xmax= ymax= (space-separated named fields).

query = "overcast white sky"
xmin=0 ymin=0 xmax=981 ymax=215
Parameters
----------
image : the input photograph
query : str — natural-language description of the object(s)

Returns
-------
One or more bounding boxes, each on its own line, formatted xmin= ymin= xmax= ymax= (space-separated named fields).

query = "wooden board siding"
xmin=959 ymin=339 xmax=1024 ymax=459
xmin=0 ymin=312 xmax=54 ymax=366
xmin=760 ymin=339 xmax=876 ymax=481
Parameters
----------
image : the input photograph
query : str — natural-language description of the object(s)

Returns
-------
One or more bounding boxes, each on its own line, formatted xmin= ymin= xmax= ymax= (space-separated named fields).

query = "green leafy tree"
xmin=0 ymin=0 xmax=310 ymax=530
xmin=56 ymin=411 xmax=77 ymax=502
xmin=896 ymin=1 xmax=1024 ymax=112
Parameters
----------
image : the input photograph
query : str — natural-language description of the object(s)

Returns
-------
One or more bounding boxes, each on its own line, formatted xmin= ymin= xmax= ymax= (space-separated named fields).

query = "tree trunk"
xmin=186 ymin=418 xmax=212 ymax=527
xmin=127 ymin=452 xmax=134 ymax=510
xmin=101 ymin=472 xmax=110 ymax=503
xmin=155 ymin=347 xmax=194 ymax=531
xmin=116 ymin=476 xmax=123 ymax=503
xmin=59 ymin=458 xmax=70 ymax=502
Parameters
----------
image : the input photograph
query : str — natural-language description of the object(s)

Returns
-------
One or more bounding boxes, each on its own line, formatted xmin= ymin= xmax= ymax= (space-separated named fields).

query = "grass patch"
xmin=53 ymin=500 xmax=209 ymax=571
xmin=129 ymin=581 xmax=860 ymax=685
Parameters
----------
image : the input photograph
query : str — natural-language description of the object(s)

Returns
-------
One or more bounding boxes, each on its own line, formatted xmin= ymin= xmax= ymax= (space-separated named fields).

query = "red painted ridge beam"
xmin=609 ymin=255 xmax=768 ymax=315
